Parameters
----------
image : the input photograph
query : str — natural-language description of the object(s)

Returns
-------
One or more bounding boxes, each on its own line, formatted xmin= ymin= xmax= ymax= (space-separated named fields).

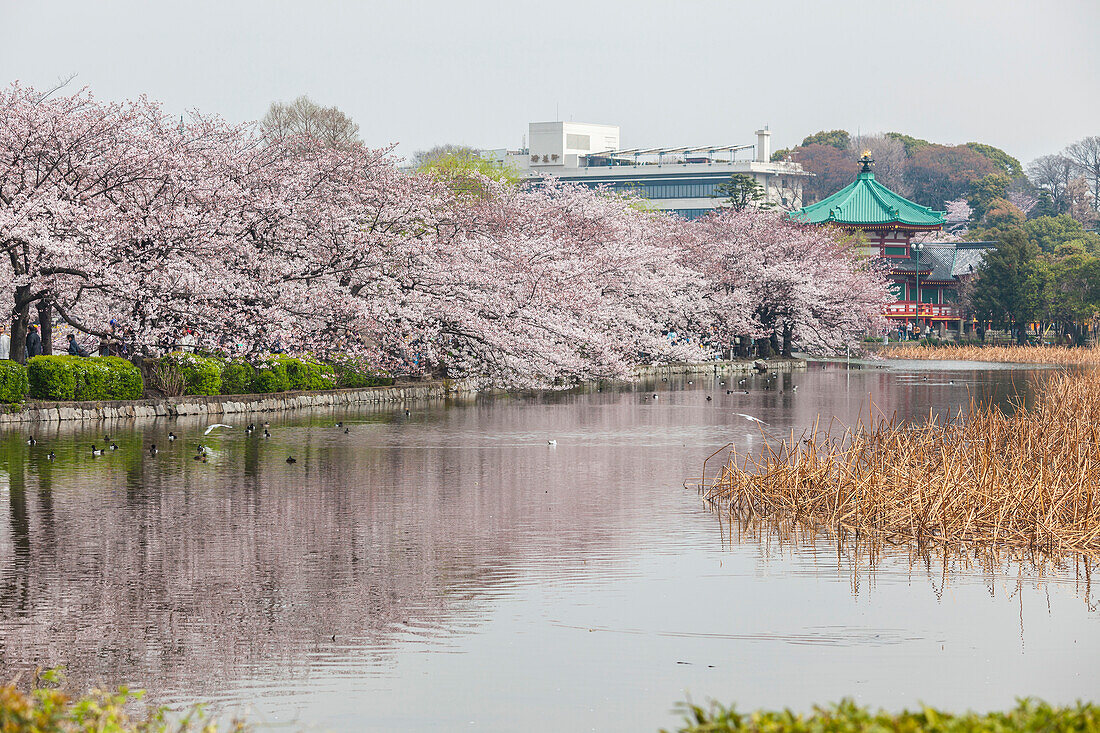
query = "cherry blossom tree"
xmin=0 ymin=82 xmax=889 ymax=385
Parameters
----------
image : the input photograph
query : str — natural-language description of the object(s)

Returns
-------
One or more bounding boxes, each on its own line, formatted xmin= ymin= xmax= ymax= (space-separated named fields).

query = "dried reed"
xmin=698 ymin=370 xmax=1100 ymax=557
xmin=891 ymin=344 xmax=1100 ymax=365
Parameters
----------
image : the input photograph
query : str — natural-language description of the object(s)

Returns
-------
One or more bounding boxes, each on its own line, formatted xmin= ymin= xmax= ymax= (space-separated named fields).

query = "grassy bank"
xmin=888 ymin=343 xmax=1100 ymax=365
xmin=664 ymin=698 xmax=1100 ymax=732
xmin=0 ymin=677 xmax=244 ymax=732
xmin=701 ymin=369 xmax=1100 ymax=556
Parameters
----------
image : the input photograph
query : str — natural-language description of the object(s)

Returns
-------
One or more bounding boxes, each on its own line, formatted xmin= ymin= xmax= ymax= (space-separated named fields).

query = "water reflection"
xmin=0 ymin=363 xmax=1095 ymax=732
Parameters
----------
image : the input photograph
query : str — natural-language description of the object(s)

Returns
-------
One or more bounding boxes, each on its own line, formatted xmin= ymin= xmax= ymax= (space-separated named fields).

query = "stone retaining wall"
xmin=0 ymin=380 xmax=469 ymax=424
xmin=0 ymin=359 xmax=808 ymax=424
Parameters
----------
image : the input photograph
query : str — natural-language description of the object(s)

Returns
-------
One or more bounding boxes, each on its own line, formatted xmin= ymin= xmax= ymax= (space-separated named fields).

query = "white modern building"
xmin=488 ymin=121 xmax=809 ymax=218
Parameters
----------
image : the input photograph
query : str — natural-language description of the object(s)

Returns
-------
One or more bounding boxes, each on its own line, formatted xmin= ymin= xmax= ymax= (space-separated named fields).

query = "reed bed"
xmin=698 ymin=370 xmax=1100 ymax=557
xmin=892 ymin=343 xmax=1100 ymax=365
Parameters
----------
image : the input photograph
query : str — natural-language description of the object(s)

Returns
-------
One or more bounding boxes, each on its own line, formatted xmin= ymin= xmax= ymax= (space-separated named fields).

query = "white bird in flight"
xmin=734 ymin=413 xmax=767 ymax=425
xmin=204 ymin=423 xmax=233 ymax=435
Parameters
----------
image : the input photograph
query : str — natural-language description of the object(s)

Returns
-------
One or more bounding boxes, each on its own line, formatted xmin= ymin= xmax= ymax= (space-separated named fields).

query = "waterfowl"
xmin=652 ymin=394 xmax=659 ymax=400
xmin=344 ymin=427 xmax=350 ymax=434
xmin=103 ymin=435 xmax=111 ymax=442
xmin=91 ymin=445 xmax=105 ymax=456
xmin=193 ymin=452 xmax=207 ymax=462
xmin=706 ymin=396 xmax=712 ymax=401
xmin=167 ymin=432 xmax=177 ymax=441
xmin=46 ymin=452 xmax=56 ymax=461
xmin=335 ymin=421 xmax=343 ymax=427
xmin=26 ymin=436 xmax=36 ymax=446
xmin=110 ymin=443 xmax=119 ymax=451
xmin=204 ymin=423 xmax=232 ymax=435
xmin=404 ymin=409 xmax=410 ymax=417
xmin=149 ymin=444 xmax=158 ymax=456
xmin=263 ymin=429 xmax=271 ymax=439
xmin=286 ymin=456 xmax=297 ymax=464
xmin=245 ymin=423 xmax=255 ymax=433
xmin=547 ymin=440 xmax=557 ymax=446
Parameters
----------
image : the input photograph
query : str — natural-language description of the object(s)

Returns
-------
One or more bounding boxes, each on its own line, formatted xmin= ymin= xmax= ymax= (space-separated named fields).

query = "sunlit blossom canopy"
xmin=790 ymin=155 xmax=946 ymax=231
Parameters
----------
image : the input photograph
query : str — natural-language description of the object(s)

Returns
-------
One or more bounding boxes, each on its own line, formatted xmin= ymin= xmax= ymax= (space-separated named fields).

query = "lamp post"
xmin=911 ymin=240 xmax=924 ymax=336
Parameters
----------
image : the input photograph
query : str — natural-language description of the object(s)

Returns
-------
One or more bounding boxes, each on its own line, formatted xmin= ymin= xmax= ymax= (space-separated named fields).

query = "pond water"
xmin=0 ymin=361 xmax=1096 ymax=732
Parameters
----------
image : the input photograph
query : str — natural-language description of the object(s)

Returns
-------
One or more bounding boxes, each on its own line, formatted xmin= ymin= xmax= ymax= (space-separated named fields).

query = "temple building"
xmin=791 ymin=153 xmax=994 ymax=336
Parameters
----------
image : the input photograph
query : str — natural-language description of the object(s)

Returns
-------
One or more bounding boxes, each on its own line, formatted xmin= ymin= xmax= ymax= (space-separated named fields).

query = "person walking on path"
xmin=0 ymin=325 xmax=9 ymax=361
xmin=67 ymin=333 xmax=90 ymax=357
xmin=25 ymin=325 xmax=43 ymax=359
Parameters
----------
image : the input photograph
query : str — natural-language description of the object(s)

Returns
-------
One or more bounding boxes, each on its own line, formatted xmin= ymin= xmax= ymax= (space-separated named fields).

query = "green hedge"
xmin=250 ymin=357 xmax=289 ymax=393
xmin=219 ymin=359 xmax=255 ymax=395
xmin=163 ymin=353 xmax=223 ymax=395
xmin=0 ymin=360 xmax=28 ymax=403
xmin=276 ymin=356 xmax=337 ymax=391
xmin=330 ymin=358 xmax=394 ymax=388
xmin=27 ymin=356 xmax=143 ymax=401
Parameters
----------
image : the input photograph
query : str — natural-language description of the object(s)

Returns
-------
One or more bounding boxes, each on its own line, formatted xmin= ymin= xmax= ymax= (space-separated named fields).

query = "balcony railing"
xmin=884 ymin=302 xmax=960 ymax=319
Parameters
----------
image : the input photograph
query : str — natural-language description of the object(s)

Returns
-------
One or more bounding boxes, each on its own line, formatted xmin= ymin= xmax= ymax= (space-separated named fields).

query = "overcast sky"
xmin=3 ymin=0 xmax=1097 ymax=165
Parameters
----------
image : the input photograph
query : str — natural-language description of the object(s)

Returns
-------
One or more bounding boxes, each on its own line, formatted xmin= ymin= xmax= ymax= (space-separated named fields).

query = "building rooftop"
xmin=791 ymin=154 xmax=946 ymax=230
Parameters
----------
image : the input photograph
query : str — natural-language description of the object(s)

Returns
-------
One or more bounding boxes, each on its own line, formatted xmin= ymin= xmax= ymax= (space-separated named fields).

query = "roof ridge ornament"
xmin=859 ymin=151 xmax=874 ymax=174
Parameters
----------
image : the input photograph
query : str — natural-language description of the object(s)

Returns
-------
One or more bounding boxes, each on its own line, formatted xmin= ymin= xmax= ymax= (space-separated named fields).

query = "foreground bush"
xmin=250 ymin=357 xmax=288 ymax=393
xmin=0 ymin=678 xmax=245 ymax=732
xmin=27 ymin=357 xmax=143 ymax=401
xmin=665 ymin=698 xmax=1100 ymax=733
xmin=163 ymin=353 xmax=223 ymax=395
xmin=901 ymin=343 xmax=1100 ymax=365
xmin=0 ymin=360 xmax=28 ymax=403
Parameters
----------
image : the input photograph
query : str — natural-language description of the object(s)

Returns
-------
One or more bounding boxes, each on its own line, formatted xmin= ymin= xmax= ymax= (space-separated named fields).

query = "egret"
xmin=204 ymin=423 xmax=232 ymax=435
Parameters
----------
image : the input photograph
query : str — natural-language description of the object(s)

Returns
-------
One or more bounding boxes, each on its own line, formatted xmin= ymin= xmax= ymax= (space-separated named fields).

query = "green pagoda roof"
xmin=790 ymin=155 xmax=945 ymax=230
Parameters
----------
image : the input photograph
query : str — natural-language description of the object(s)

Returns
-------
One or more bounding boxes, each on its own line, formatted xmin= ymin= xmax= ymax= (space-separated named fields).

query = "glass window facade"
xmin=670 ymin=209 xmax=711 ymax=220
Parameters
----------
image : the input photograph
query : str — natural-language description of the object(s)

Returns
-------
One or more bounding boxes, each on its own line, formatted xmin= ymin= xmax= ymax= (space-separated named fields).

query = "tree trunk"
xmin=781 ymin=323 xmax=794 ymax=358
xmin=755 ymin=336 xmax=772 ymax=359
xmin=1015 ymin=321 xmax=1028 ymax=345
xmin=10 ymin=288 xmax=30 ymax=365
xmin=769 ymin=332 xmax=780 ymax=356
xmin=37 ymin=301 xmax=52 ymax=356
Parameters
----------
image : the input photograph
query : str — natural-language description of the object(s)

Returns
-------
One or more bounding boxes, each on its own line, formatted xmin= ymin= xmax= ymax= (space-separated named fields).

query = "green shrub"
xmin=0 ymin=360 xmax=28 ymax=403
xmin=27 ymin=356 xmax=76 ymax=400
xmin=27 ymin=356 xmax=143 ymax=401
xmin=220 ymin=360 xmax=255 ymax=395
xmin=163 ymin=352 xmax=223 ymax=395
xmin=330 ymin=358 xmax=394 ymax=388
xmin=664 ymin=698 xmax=1100 ymax=733
xmin=250 ymin=358 xmax=289 ymax=393
xmin=98 ymin=357 xmax=143 ymax=400
xmin=277 ymin=356 xmax=337 ymax=391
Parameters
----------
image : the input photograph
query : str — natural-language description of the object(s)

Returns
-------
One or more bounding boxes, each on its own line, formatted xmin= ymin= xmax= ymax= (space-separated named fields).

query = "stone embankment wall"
xmin=0 ymin=380 xmax=470 ymax=425
xmin=0 ymin=359 xmax=807 ymax=424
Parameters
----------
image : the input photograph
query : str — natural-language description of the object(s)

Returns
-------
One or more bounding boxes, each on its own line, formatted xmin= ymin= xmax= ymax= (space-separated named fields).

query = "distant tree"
xmin=716 ymin=174 xmax=770 ymax=210
xmin=971 ymin=214 xmax=1100 ymax=255
xmin=970 ymin=229 xmax=1044 ymax=344
xmin=413 ymin=144 xmax=479 ymax=168
xmin=770 ymin=147 xmax=794 ymax=162
xmin=905 ymin=144 xmax=998 ymax=210
xmin=1027 ymin=154 xmax=1074 ymax=214
xmin=1064 ymin=136 xmax=1100 ymax=211
xmin=849 ymin=134 xmax=911 ymax=196
xmin=981 ymin=198 xmax=1026 ymax=230
xmin=964 ymin=142 xmax=1023 ymax=177
xmin=1066 ymin=176 xmax=1098 ymax=227
xmin=416 ymin=146 xmax=520 ymax=197
xmin=967 ymin=173 xmax=1012 ymax=222
xmin=261 ymin=95 xmax=361 ymax=148
xmin=792 ymin=143 xmax=856 ymax=204
xmin=885 ymin=132 xmax=932 ymax=156
xmin=801 ymin=130 xmax=850 ymax=150
xmin=1032 ymin=190 xmax=1058 ymax=219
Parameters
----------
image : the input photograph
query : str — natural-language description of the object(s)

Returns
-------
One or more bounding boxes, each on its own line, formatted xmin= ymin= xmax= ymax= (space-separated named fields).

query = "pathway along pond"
xmin=0 ymin=361 xmax=1097 ymax=732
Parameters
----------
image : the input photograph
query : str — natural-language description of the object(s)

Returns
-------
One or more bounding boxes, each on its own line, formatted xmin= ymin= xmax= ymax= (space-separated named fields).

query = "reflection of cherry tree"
xmin=1 ymin=83 xmax=889 ymax=381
